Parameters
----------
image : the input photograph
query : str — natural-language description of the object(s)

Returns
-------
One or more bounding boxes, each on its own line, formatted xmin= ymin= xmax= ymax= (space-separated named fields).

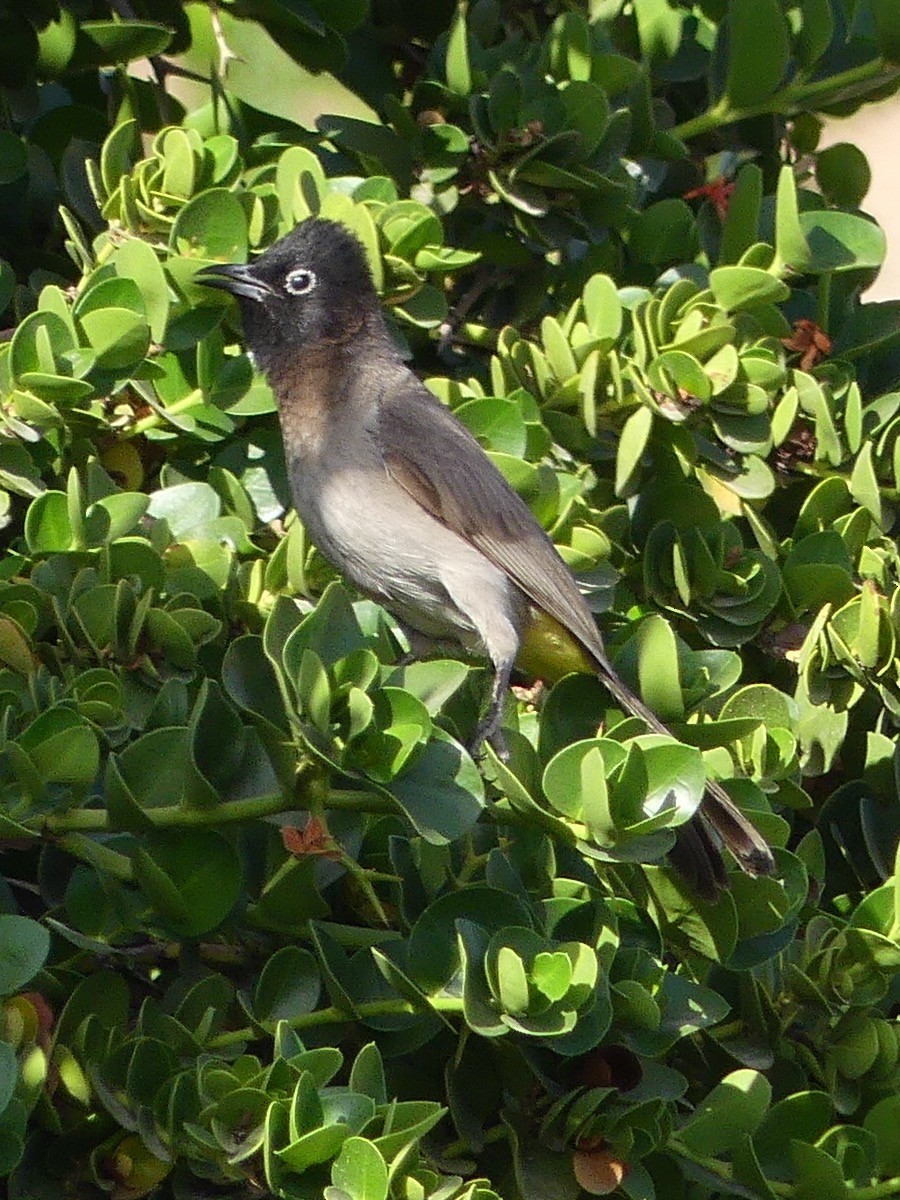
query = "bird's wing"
xmin=375 ymin=377 xmax=776 ymax=890
xmin=373 ymin=378 xmax=609 ymax=666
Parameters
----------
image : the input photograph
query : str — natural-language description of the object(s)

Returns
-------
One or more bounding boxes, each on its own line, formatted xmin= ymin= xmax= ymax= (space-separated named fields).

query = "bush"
xmin=2 ymin=1 xmax=900 ymax=1197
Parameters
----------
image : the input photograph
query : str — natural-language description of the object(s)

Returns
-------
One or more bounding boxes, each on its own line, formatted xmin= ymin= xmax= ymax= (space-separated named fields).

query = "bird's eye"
xmin=284 ymin=268 xmax=317 ymax=296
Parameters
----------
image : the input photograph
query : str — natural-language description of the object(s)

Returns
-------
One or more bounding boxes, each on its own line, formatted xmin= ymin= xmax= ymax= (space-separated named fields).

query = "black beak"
xmin=195 ymin=262 xmax=274 ymax=303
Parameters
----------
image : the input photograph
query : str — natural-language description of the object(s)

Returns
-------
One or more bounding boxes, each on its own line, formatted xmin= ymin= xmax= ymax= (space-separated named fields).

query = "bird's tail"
xmin=595 ymin=657 xmax=775 ymax=891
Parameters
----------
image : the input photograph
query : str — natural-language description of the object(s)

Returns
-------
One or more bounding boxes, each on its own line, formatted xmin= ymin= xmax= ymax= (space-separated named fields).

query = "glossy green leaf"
xmin=445 ymin=3 xmax=472 ymax=96
xmin=874 ymin=0 xmax=900 ymax=64
xmin=0 ymin=916 xmax=50 ymax=996
xmin=615 ymin=404 xmax=653 ymax=494
xmin=331 ymin=1137 xmax=388 ymax=1200
xmin=723 ymin=0 xmax=789 ymax=108
xmin=68 ymin=20 xmax=172 ymax=69
xmin=709 ymin=267 xmax=789 ymax=312
xmin=133 ymin=830 xmax=242 ymax=937
xmin=774 ymin=165 xmax=810 ymax=274
xmin=79 ymin=307 xmax=150 ymax=370
xmin=171 ymin=189 xmax=249 ymax=260
xmin=816 ymin=143 xmax=871 ymax=209
xmin=680 ymin=1069 xmax=771 ymax=1156
xmin=799 ymin=210 xmax=886 ymax=273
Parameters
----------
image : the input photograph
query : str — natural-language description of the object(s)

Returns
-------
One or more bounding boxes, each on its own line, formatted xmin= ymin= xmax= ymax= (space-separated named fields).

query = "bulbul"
xmin=197 ymin=218 xmax=775 ymax=898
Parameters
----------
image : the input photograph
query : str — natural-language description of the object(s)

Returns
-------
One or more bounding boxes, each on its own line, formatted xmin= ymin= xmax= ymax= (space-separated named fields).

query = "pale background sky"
xmin=823 ymin=97 xmax=900 ymax=300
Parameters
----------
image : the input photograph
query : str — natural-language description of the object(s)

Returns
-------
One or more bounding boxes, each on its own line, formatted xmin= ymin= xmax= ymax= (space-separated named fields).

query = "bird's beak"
xmin=195 ymin=262 xmax=274 ymax=303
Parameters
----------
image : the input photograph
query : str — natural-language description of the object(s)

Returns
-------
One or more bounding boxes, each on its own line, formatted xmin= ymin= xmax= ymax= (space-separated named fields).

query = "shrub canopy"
xmin=2 ymin=1 xmax=900 ymax=1198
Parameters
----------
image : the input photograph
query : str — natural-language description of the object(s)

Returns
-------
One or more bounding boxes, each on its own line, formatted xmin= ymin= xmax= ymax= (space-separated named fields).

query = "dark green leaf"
xmin=0 ymin=916 xmax=50 ymax=995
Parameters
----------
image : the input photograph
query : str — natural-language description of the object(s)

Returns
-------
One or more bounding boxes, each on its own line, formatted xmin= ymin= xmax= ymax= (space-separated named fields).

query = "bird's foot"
xmin=469 ymin=711 xmax=510 ymax=762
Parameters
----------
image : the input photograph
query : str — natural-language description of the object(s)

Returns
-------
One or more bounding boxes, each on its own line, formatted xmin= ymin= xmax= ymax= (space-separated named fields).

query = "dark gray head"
xmin=196 ymin=218 xmax=382 ymax=374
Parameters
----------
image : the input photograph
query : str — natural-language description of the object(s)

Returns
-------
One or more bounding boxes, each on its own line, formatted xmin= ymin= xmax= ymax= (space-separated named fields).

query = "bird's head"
xmin=196 ymin=218 xmax=381 ymax=374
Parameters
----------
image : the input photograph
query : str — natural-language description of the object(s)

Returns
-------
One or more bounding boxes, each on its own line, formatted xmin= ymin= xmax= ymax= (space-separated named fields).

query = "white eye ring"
xmin=285 ymin=267 xmax=317 ymax=295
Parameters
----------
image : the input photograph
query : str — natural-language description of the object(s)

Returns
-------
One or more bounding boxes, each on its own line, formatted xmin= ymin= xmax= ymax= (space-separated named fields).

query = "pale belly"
xmin=288 ymin=452 xmax=521 ymax=653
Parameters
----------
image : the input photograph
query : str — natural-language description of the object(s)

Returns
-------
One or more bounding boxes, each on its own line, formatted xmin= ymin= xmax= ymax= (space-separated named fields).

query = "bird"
xmin=196 ymin=217 xmax=775 ymax=898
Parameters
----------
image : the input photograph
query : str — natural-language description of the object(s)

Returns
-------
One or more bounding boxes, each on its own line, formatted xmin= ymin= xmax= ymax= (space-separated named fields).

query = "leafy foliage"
xmin=2 ymin=1 xmax=900 ymax=1198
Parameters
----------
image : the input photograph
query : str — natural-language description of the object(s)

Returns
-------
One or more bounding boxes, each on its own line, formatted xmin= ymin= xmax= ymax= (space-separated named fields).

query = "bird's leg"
xmin=470 ymin=658 xmax=514 ymax=761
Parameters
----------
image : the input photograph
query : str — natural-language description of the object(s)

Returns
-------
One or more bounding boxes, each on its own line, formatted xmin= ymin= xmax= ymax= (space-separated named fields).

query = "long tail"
xmin=595 ymin=657 xmax=776 ymax=893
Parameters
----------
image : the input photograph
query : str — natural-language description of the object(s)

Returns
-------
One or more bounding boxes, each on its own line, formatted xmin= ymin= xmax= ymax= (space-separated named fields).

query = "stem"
xmin=123 ymin=388 xmax=204 ymax=438
xmin=816 ymin=271 xmax=833 ymax=333
xmin=41 ymin=781 xmax=572 ymax=862
xmin=669 ymin=1139 xmax=791 ymax=1197
xmin=440 ymin=1123 xmax=507 ymax=1160
xmin=43 ymin=792 xmax=291 ymax=834
xmin=55 ymin=834 xmax=134 ymax=881
xmin=324 ymin=789 xmax=396 ymax=813
xmin=672 ymin=1138 xmax=900 ymax=1199
xmin=207 ymin=995 xmax=465 ymax=1049
xmin=673 ymin=59 xmax=900 ymax=141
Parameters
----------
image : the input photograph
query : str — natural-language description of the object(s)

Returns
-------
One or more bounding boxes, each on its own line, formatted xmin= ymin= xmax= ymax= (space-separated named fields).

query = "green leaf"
xmin=720 ymin=684 xmax=797 ymax=730
xmin=278 ymin=1125 xmax=349 ymax=1172
xmin=159 ymin=127 xmax=196 ymax=200
xmin=543 ymin=736 xmax=618 ymax=821
xmin=445 ymin=3 xmax=472 ymax=96
xmin=348 ymin=1044 xmax=387 ymax=1105
xmin=171 ymin=189 xmax=249 ymax=260
xmin=634 ymin=0 xmax=683 ymax=65
xmin=52 ymin=972 xmax=128 ymax=1058
xmin=19 ymin=707 xmax=99 ymax=786
xmin=723 ymin=0 xmax=789 ymax=109
xmin=874 ymin=0 xmax=900 ymax=64
xmin=255 ymin=947 xmax=321 ymax=1022
xmin=276 ymin=146 xmax=326 ymax=224
xmin=147 ymin=481 xmax=220 ymax=540
xmin=85 ymin=492 xmax=149 ymax=545
xmin=560 ymin=81 xmax=610 ymax=156
xmin=849 ymin=442 xmax=883 ymax=526
xmin=789 ymin=1141 xmax=846 ymax=1200
xmin=9 ymin=311 xmax=75 ymax=382
xmin=0 ymin=616 xmax=34 ymax=676
xmin=774 ymin=165 xmax=810 ymax=274
xmin=834 ymin=301 xmax=900 ymax=360
xmin=815 ymin=143 xmax=870 ymax=209
xmin=709 ymin=267 xmax=789 ymax=312
xmin=133 ymin=830 xmax=242 ymax=937
xmin=582 ymin=274 xmax=622 ymax=341
xmin=24 ymin=492 xmax=72 ymax=553
xmin=679 ymin=1070 xmax=772 ymax=1155
xmin=637 ymin=615 xmax=684 ymax=720
xmin=643 ymin=866 xmax=739 ymax=961
xmin=387 ymin=729 xmax=484 ymax=844
xmin=754 ymin=1092 xmax=833 ymax=1177
xmin=0 ymin=1041 xmax=16 ymax=1117
xmin=0 ymin=132 xmax=26 ymax=185
xmin=282 ymin=582 xmax=367 ymax=674
xmin=495 ymin=945 xmax=530 ymax=1014
xmin=615 ymin=404 xmax=653 ymax=495
xmin=798 ymin=210 xmax=886 ymax=273
xmin=68 ymin=20 xmax=171 ymax=71
xmin=648 ymin=349 xmax=710 ymax=403
xmin=865 ymin=1096 xmax=900 ymax=1175
xmin=0 ymin=916 xmax=50 ymax=995
xmin=79 ymin=307 xmax=149 ymax=370
xmin=630 ymin=199 xmax=697 ymax=264
xmin=99 ymin=119 xmax=137 ymax=200
xmin=331 ymin=1137 xmax=388 ymax=1200
xmin=408 ymin=887 xmax=532 ymax=991
xmin=114 ymin=238 xmax=170 ymax=343
xmin=792 ymin=0 xmax=833 ymax=66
